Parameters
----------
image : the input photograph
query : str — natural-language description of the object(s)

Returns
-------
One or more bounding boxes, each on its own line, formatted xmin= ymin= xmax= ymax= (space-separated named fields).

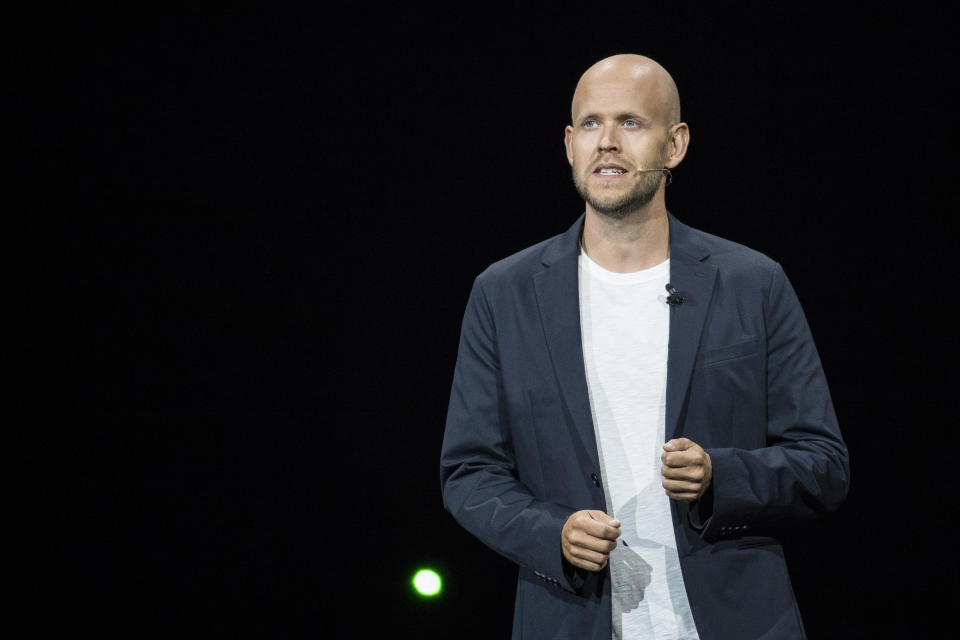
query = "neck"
xmin=581 ymin=201 xmax=670 ymax=273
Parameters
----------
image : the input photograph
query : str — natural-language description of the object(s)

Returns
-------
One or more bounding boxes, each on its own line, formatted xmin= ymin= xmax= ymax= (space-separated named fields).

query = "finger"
xmin=662 ymin=478 xmax=702 ymax=494
xmin=580 ymin=511 xmax=622 ymax=538
xmin=565 ymin=510 xmax=621 ymax=542
xmin=661 ymin=450 xmax=694 ymax=468
xmin=568 ymin=524 xmax=619 ymax=551
xmin=582 ymin=518 xmax=623 ymax=540
xmin=587 ymin=510 xmax=621 ymax=527
xmin=661 ymin=465 xmax=706 ymax=481
xmin=664 ymin=490 xmax=700 ymax=502
xmin=570 ymin=533 xmax=618 ymax=554
xmin=662 ymin=450 xmax=702 ymax=468
xmin=563 ymin=537 xmax=612 ymax=569
xmin=563 ymin=542 xmax=607 ymax=572
xmin=568 ymin=555 xmax=608 ymax=572
xmin=569 ymin=545 xmax=612 ymax=567
xmin=661 ymin=445 xmax=706 ymax=466
xmin=663 ymin=437 xmax=694 ymax=452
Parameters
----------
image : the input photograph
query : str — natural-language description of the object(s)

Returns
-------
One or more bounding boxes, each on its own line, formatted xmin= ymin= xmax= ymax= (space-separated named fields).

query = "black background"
xmin=33 ymin=3 xmax=957 ymax=638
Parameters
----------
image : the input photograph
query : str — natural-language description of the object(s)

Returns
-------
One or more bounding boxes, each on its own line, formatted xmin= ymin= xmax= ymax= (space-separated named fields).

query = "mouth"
xmin=593 ymin=163 xmax=629 ymax=177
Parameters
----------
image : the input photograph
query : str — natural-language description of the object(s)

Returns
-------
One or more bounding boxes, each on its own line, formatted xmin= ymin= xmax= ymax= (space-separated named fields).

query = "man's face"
xmin=565 ymin=77 xmax=673 ymax=219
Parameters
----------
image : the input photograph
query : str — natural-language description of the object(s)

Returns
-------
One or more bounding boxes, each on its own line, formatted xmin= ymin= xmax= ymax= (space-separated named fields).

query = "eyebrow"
xmin=577 ymin=112 xmax=653 ymax=126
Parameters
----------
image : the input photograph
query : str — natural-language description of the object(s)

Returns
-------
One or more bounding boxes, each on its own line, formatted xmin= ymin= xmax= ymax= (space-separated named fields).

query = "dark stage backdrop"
xmin=35 ymin=4 xmax=956 ymax=638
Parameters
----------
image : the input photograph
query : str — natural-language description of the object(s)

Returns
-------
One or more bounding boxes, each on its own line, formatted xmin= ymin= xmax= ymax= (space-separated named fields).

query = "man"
xmin=440 ymin=54 xmax=849 ymax=639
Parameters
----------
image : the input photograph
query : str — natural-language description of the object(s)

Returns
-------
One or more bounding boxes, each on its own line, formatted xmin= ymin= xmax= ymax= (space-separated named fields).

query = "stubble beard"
xmin=572 ymin=151 xmax=668 ymax=220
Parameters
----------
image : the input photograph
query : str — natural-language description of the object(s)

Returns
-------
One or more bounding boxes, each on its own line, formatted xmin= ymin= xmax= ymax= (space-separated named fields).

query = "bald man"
xmin=441 ymin=55 xmax=848 ymax=640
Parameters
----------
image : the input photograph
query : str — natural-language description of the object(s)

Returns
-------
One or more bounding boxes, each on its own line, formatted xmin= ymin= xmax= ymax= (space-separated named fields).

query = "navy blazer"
xmin=440 ymin=214 xmax=849 ymax=640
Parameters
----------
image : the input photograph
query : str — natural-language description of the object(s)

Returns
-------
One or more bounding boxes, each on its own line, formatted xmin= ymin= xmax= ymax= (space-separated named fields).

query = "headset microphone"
xmin=634 ymin=167 xmax=673 ymax=185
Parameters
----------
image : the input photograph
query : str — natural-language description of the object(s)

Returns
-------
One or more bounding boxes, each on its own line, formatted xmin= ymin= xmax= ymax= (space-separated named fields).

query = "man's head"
xmin=564 ymin=54 xmax=689 ymax=219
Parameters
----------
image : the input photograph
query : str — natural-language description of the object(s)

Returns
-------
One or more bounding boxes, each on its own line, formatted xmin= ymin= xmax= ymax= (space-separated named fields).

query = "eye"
xmin=622 ymin=120 xmax=640 ymax=128
xmin=582 ymin=119 xmax=599 ymax=129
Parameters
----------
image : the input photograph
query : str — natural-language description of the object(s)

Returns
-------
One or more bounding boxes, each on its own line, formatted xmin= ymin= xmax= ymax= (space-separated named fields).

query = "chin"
xmin=590 ymin=192 xmax=658 ymax=219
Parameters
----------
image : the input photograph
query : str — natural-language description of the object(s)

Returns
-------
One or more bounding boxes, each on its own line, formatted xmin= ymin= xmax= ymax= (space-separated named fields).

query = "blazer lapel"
xmin=665 ymin=214 xmax=717 ymax=441
xmin=532 ymin=216 xmax=601 ymax=467
xmin=531 ymin=213 xmax=717 ymax=461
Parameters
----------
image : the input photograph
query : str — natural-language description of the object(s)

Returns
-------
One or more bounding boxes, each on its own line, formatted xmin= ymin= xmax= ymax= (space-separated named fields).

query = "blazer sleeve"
xmin=440 ymin=277 xmax=584 ymax=593
xmin=692 ymin=263 xmax=850 ymax=539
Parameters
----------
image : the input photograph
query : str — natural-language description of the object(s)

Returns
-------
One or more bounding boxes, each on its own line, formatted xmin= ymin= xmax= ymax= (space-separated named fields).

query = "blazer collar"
xmin=539 ymin=211 xmax=711 ymax=267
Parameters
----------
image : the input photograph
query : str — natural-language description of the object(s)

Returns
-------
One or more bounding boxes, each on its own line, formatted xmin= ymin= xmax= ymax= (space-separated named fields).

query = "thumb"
xmin=663 ymin=437 xmax=693 ymax=452
xmin=588 ymin=510 xmax=621 ymax=527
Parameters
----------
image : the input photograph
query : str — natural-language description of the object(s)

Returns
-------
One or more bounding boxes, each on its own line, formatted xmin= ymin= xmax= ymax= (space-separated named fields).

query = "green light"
xmin=412 ymin=569 xmax=442 ymax=596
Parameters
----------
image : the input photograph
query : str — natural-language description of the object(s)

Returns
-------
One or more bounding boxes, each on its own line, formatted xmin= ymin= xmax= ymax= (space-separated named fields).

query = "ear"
xmin=663 ymin=122 xmax=690 ymax=169
xmin=564 ymin=125 xmax=574 ymax=166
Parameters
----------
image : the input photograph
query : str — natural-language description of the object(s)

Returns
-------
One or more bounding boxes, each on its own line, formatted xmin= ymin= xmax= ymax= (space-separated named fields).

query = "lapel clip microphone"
xmin=665 ymin=283 xmax=685 ymax=306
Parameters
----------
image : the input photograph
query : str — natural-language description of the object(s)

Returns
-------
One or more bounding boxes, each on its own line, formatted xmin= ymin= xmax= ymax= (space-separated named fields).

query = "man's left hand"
xmin=661 ymin=438 xmax=712 ymax=501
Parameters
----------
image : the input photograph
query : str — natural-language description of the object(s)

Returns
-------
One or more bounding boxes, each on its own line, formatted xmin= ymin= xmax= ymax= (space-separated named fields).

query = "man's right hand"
xmin=561 ymin=510 xmax=621 ymax=572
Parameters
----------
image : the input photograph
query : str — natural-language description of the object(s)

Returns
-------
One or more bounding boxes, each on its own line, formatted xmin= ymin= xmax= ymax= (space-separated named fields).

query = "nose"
xmin=598 ymin=125 xmax=620 ymax=152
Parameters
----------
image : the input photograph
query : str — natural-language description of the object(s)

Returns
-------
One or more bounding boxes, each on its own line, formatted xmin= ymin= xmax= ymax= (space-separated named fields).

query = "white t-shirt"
xmin=579 ymin=247 xmax=700 ymax=640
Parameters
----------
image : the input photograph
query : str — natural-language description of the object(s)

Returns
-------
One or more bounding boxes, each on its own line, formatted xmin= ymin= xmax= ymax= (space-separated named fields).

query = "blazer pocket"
xmin=737 ymin=535 xmax=781 ymax=550
xmin=701 ymin=337 xmax=760 ymax=367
